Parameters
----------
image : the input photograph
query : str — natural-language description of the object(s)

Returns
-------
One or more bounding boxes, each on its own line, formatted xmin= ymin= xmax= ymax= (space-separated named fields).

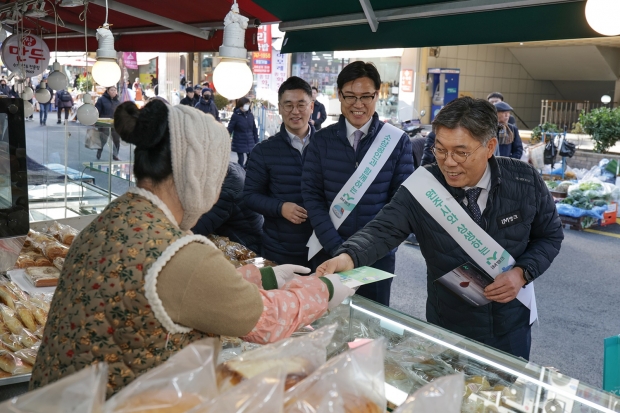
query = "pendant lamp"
xmin=76 ymin=2 xmax=98 ymax=126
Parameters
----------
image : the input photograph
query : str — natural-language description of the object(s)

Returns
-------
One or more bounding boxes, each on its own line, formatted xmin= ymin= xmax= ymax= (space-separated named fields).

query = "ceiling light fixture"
xmin=212 ymin=0 xmax=253 ymax=100
xmin=25 ymin=1 xmax=48 ymax=18
xmin=91 ymin=0 xmax=121 ymax=87
xmin=3 ymin=5 xmax=21 ymax=25
xmin=585 ymin=0 xmax=620 ymax=36
xmin=76 ymin=2 xmax=98 ymax=126
xmin=47 ymin=2 xmax=69 ymax=90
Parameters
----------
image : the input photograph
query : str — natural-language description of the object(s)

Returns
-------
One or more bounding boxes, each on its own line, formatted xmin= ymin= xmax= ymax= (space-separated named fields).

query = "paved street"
xmin=24 ymin=118 xmax=620 ymax=390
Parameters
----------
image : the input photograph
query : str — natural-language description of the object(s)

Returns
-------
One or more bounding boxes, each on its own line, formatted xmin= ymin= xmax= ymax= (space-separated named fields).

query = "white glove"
xmin=323 ymin=274 xmax=355 ymax=310
xmin=273 ymin=265 xmax=311 ymax=288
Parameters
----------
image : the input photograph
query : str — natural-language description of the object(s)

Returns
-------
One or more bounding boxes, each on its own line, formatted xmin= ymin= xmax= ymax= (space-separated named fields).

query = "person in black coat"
xmin=228 ymin=97 xmax=258 ymax=168
xmin=317 ymin=97 xmax=564 ymax=360
xmin=421 ymin=131 xmax=436 ymax=166
xmin=494 ymin=101 xmax=523 ymax=159
xmin=94 ymin=86 xmax=121 ymax=160
xmin=55 ymin=89 xmax=74 ymax=124
xmin=194 ymin=88 xmax=220 ymax=121
xmin=0 ymin=79 xmax=11 ymax=97
xmin=179 ymin=86 xmax=195 ymax=106
xmin=310 ymin=87 xmax=327 ymax=130
xmin=192 ymin=162 xmax=263 ymax=253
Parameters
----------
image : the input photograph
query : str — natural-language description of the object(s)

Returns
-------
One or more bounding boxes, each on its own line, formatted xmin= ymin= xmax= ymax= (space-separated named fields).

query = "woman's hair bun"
xmin=113 ymin=100 xmax=169 ymax=149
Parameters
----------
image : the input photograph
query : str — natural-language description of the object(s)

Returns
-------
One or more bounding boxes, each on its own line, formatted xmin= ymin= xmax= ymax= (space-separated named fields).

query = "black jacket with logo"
xmin=337 ymin=156 xmax=563 ymax=341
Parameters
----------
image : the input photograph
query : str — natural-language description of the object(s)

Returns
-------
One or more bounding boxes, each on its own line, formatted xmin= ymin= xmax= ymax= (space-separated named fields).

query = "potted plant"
xmin=579 ymin=107 xmax=620 ymax=153
xmin=531 ymin=122 xmax=560 ymax=144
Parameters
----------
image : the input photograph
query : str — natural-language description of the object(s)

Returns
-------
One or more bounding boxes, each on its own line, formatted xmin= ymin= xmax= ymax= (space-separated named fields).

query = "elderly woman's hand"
xmin=273 ymin=264 xmax=311 ymax=288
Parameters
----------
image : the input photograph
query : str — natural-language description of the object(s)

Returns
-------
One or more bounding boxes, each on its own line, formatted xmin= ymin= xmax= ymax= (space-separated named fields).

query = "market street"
xmin=24 ymin=119 xmax=620 ymax=389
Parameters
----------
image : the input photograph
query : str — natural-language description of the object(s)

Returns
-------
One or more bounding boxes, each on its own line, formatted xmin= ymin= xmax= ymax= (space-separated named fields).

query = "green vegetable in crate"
xmin=546 ymin=181 xmax=559 ymax=190
xmin=581 ymin=216 xmax=596 ymax=229
xmin=579 ymin=182 xmax=603 ymax=192
xmin=568 ymin=189 xmax=584 ymax=198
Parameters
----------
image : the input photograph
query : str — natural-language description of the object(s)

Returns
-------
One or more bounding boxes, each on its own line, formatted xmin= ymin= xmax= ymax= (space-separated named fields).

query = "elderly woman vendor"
xmin=29 ymin=100 xmax=353 ymax=397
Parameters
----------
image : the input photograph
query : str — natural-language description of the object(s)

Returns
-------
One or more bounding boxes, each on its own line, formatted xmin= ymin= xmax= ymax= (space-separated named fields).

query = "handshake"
xmin=273 ymin=264 xmax=355 ymax=309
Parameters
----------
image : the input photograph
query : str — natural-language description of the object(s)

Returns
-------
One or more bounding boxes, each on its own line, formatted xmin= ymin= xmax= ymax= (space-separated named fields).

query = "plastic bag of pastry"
xmin=216 ymin=323 xmax=337 ymax=393
xmin=53 ymin=257 xmax=65 ymax=271
xmin=0 ymin=363 xmax=107 ymax=412
xmin=199 ymin=368 xmax=286 ymax=413
xmin=283 ymin=337 xmax=387 ymax=413
xmin=104 ymin=338 xmax=218 ymax=413
xmin=14 ymin=347 xmax=38 ymax=365
xmin=0 ymin=281 xmax=17 ymax=309
xmin=393 ymin=373 xmax=464 ymax=413
xmin=48 ymin=221 xmax=80 ymax=245
xmin=36 ymin=237 xmax=69 ymax=261
xmin=0 ymin=304 xmax=25 ymax=335
xmin=0 ymin=350 xmax=32 ymax=375
xmin=15 ymin=251 xmax=53 ymax=268
xmin=25 ymin=266 xmax=61 ymax=287
xmin=14 ymin=302 xmax=36 ymax=331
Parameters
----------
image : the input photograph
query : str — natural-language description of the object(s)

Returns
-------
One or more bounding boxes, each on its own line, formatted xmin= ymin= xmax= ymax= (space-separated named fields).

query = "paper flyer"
xmin=435 ymin=262 xmax=496 ymax=307
xmin=337 ymin=266 xmax=396 ymax=288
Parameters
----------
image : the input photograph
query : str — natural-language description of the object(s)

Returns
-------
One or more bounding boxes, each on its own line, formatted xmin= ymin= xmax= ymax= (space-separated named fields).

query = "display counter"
xmin=312 ymin=296 xmax=620 ymax=412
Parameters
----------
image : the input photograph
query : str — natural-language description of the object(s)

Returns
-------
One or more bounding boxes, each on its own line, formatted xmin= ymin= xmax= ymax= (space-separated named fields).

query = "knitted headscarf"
xmin=167 ymin=104 xmax=231 ymax=230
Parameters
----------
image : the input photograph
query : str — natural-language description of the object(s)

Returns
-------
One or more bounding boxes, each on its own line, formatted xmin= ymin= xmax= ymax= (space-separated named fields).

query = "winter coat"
xmin=244 ymin=124 xmax=316 ymax=266
xmin=337 ymin=156 xmax=563 ymax=341
xmin=194 ymin=97 xmax=219 ymax=121
xmin=301 ymin=113 xmax=414 ymax=259
xmin=180 ymin=96 xmax=194 ymax=106
xmin=498 ymin=123 xmax=523 ymax=159
xmin=421 ymin=131 xmax=436 ymax=166
xmin=311 ymin=100 xmax=327 ymax=130
xmin=94 ymin=91 xmax=120 ymax=118
xmin=228 ymin=108 xmax=258 ymax=154
xmin=55 ymin=90 xmax=74 ymax=109
xmin=192 ymin=162 xmax=264 ymax=253
xmin=0 ymin=84 xmax=11 ymax=97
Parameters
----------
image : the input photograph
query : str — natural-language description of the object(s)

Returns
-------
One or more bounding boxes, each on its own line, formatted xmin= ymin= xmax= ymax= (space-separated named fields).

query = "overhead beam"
xmin=36 ymin=16 xmax=96 ymax=37
xmin=358 ymin=0 xmax=379 ymax=32
xmin=88 ymin=0 xmax=210 ymax=40
xmin=42 ymin=25 xmax=214 ymax=39
xmin=280 ymin=0 xmax=582 ymax=32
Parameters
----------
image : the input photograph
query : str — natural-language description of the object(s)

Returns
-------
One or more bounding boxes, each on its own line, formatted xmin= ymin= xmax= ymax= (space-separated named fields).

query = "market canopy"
xmin=9 ymin=0 xmax=279 ymax=52
xmin=252 ymin=0 xmax=608 ymax=53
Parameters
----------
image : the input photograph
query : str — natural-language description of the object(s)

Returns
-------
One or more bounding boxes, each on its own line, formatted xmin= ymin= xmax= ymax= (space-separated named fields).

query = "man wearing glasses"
xmin=316 ymin=97 xmax=563 ymax=359
xmin=244 ymin=77 xmax=316 ymax=267
xmin=302 ymin=61 xmax=414 ymax=305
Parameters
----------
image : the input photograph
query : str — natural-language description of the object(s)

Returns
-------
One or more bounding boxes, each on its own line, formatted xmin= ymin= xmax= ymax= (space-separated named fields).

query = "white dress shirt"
xmin=285 ymin=126 xmax=311 ymax=154
xmin=462 ymin=164 xmax=491 ymax=214
xmin=345 ymin=117 xmax=373 ymax=147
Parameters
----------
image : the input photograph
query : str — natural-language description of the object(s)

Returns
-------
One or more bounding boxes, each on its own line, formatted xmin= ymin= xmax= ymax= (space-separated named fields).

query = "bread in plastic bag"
xmin=216 ymin=323 xmax=337 ymax=393
xmin=0 ymin=363 xmax=107 ymax=412
xmin=48 ymin=221 xmax=80 ymax=245
xmin=104 ymin=338 xmax=218 ymax=413
xmin=199 ymin=368 xmax=286 ymax=413
xmin=393 ymin=373 xmax=464 ymax=413
xmin=283 ymin=337 xmax=387 ymax=413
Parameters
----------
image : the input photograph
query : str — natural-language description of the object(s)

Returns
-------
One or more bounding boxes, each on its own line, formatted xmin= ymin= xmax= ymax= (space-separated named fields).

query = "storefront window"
xmin=199 ymin=53 xmax=215 ymax=86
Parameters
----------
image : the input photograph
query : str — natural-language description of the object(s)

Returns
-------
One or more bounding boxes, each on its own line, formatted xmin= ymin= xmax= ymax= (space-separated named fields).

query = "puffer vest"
xmin=30 ymin=188 xmax=211 ymax=397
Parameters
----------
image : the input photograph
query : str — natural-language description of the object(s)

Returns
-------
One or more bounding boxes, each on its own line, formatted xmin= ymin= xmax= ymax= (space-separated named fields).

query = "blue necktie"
xmin=466 ymin=187 xmax=483 ymax=226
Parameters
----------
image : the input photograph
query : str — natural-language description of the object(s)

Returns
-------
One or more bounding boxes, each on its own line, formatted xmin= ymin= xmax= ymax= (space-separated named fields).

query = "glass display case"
xmin=312 ymin=296 xmax=620 ymax=412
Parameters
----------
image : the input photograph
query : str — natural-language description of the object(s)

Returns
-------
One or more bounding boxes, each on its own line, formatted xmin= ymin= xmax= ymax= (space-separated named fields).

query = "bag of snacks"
xmin=0 ymin=363 xmax=107 ymax=412
xmin=393 ymin=373 xmax=464 ymax=413
xmin=104 ymin=338 xmax=218 ymax=413
xmin=48 ymin=221 xmax=80 ymax=245
xmin=216 ymin=324 xmax=337 ymax=393
xmin=25 ymin=266 xmax=61 ymax=287
xmin=283 ymin=338 xmax=387 ymax=413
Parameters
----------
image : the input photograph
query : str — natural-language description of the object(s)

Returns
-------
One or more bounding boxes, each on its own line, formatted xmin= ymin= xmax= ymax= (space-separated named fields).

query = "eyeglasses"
xmin=280 ymin=102 xmax=310 ymax=112
xmin=339 ymin=91 xmax=377 ymax=105
xmin=432 ymin=144 xmax=484 ymax=164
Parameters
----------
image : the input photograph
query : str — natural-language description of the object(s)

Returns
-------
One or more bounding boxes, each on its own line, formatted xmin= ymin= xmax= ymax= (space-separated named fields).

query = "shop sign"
xmin=400 ymin=69 xmax=413 ymax=93
xmin=1 ymin=34 xmax=50 ymax=77
xmin=252 ymin=25 xmax=272 ymax=74
xmin=271 ymin=50 xmax=287 ymax=90
xmin=123 ymin=52 xmax=138 ymax=69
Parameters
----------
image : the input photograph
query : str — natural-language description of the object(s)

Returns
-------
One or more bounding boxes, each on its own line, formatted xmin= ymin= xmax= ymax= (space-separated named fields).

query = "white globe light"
xmin=92 ymin=59 xmax=121 ymax=87
xmin=47 ymin=61 xmax=68 ymax=90
xmin=77 ymin=93 xmax=99 ymax=126
xmin=213 ymin=59 xmax=253 ymax=100
xmin=601 ymin=94 xmax=612 ymax=104
xmin=21 ymin=86 xmax=33 ymax=101
xmin=23 ymin=101 xmax=34 ymax=117
xmin=585 ymin=0 xmax=620 ymax=36
xmin=35 ymin=83 xmax=51 ymax=103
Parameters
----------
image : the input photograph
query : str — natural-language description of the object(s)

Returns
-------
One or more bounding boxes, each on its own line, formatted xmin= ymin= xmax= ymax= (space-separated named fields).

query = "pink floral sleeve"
xmin=242 ymin=276 xmax=330 ymax=344
xmin=236 ymin=264 xmax=263 ymax=287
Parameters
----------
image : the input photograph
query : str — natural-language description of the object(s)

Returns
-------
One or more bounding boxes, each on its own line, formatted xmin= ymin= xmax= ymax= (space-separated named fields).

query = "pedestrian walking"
xmin=180 ymin=86 xmax=195 ymax=106
xmin=302 ymin=61 xmax=414 ymax=305
xmin=310 ymin=87 xmax=327 ymax=131
xmin=317 ymin=97 xmax=564 ymax=360
xmin=244 ymin=76 xmax=317 ymax=267
xmin=36 ymin=81 xmax=53 ymax=126
xmin=55 ymin=89 xmax=74 ymax=125
xmin=94 ymin=86 xmax=121 ymax=160
xmin=228 ymin=97 xmax=258 ymax=168
xmin=194 ymin=88 xmax=220 ymax=121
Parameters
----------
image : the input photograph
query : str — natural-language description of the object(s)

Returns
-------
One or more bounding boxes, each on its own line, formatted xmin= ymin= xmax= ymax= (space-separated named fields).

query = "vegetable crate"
xmin=600 ymin=203 xmax=618 ymax=227
xmin=559 ymin=215 xmax=585 ymax=231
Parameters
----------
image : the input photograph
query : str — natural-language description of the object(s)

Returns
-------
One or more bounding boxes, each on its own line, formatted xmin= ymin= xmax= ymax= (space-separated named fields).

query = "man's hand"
xmin=484 ymin=268 xmax=526 ymax=303
xmin=281 ymin=202 xmax=307 ymax=224
xmin=316 ymin=253 xmax=354 ymax=276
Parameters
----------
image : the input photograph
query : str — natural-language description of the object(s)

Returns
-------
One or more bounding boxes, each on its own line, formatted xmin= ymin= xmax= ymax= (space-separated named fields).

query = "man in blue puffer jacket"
xmin=194 ymin=88 xmax=220 ymax=121
xmin=302 ymin=61 xmax=414 ymax=305
xmin=244 ymin=77 xmax=316 ymax=267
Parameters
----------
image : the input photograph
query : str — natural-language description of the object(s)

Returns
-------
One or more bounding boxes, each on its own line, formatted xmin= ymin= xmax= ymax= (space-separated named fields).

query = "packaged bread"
xmin=15 ymin=302 xmax=36 ymax=331
xmin=48 ymin=221 xmax=80 ymax=245
xmin=0 ymin=284 xmax=16 ymax=309
xmin=15 ymin=251 xmax=53 ymax=268
xmin=25 ymin=266 xmax=60 ymax=287
xmin=109 ymin=391 xmax=203 ymax=413
xmin=0 ymin=351 xmax=32 ymax=375
xmin=16 ymin=329 xmax=39 ymax=348
xmin=53 ymin=257 xmax=64 ymax=271
xmin=0 ymin=304 xmax=24 ymax=335
xmin=0 ymin=335 xmax=23 ymax=352
xmin=14 ymin=347 xmax=37 ymax=365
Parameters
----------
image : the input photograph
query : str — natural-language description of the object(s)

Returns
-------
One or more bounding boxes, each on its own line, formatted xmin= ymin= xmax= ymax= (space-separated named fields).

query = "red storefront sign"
xmin=400 ymin=69 xmax=413 ymax=93
xmin=252 ymin=25 xmax=272 ymax=74
xmin=123 ymin=52 xmax=138 ymax=69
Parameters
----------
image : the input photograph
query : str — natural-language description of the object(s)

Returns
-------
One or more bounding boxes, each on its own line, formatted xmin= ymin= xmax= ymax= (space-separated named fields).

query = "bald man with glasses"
xmin=302 ymin=61 xmax=414 ymax=305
